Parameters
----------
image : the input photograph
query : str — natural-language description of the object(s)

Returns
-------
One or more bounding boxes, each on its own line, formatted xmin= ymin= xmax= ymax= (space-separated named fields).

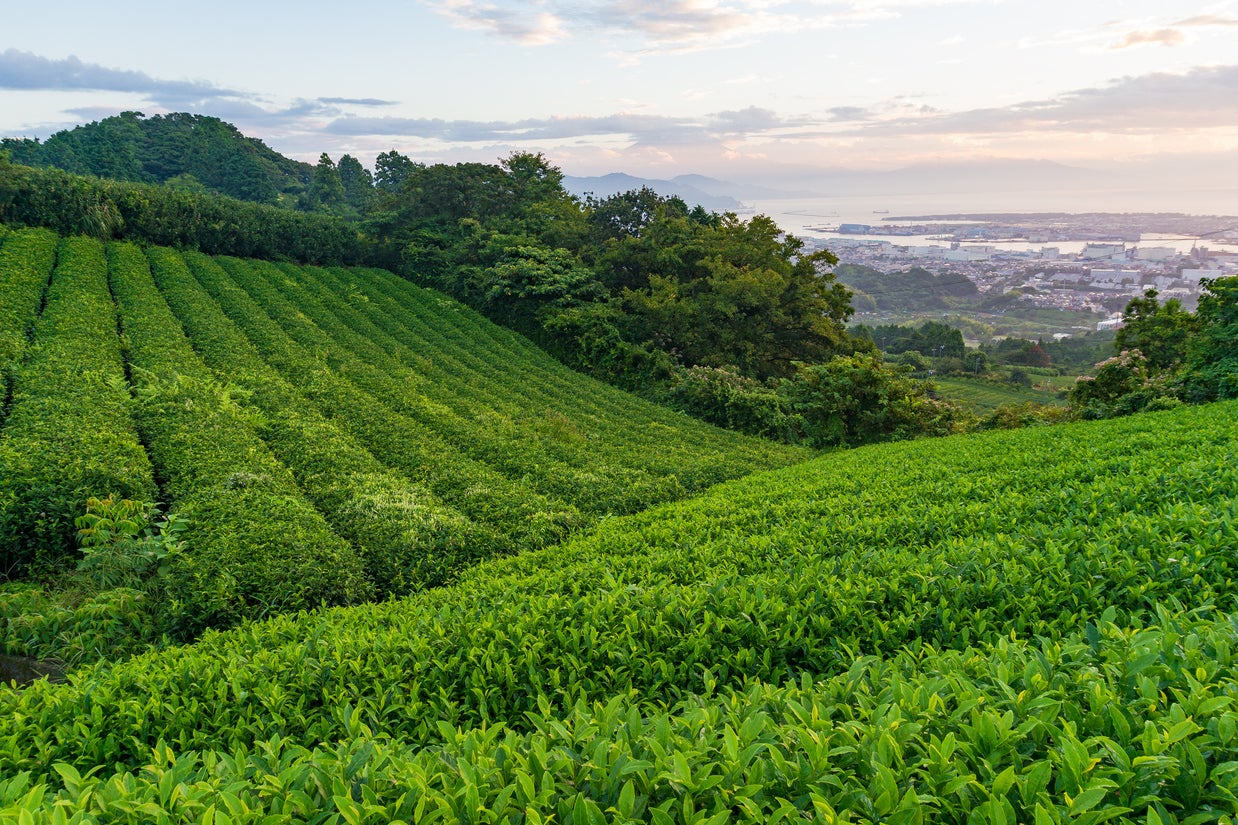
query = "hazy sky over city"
xmin=2 ymin=0 xmax=1237 ymax=183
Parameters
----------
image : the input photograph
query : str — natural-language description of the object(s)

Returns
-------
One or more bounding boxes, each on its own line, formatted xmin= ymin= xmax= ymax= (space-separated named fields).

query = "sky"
xmin=2 ymin=0 xmax=1237 ymax=190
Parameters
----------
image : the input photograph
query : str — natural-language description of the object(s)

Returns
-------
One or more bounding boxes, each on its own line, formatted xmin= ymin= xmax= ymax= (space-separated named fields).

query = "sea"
xmin=745 ymin=188 xmax=1238 ymax=255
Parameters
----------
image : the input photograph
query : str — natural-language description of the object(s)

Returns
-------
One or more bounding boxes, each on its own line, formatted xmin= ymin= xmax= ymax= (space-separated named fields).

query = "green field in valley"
xmin=2 ymin=397 xmax=1236 ymax=822
xmin=933 ymin=375 xmax=1068 ymax=414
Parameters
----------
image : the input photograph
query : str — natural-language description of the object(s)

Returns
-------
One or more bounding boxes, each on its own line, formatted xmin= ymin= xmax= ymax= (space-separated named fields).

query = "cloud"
xmin=0 ymin=49 xmax=246 ymax=104
xmin=425 ymin=0 xmax=992 ymax=53
xmin=825 ymin=106 xmax=872 ymax=121
xmin=1026 ymin=11 xmax=1238 ymax=52
xmin=436 ymin=0 xmax=568 ymax=44
xmin=588 ymin=0 xmax=752 ymax=44
xmin=323 ymin=106 xmax=802 ymax=144
xmin=1174 ymin=13 xmax=1238 ymax=27
xmin=847 ymin=64 xmax=1238 ymax=136
xmin=1110 ymin=28 xmax=1186 ymax=49
xmin=315 ymin=64 xmax=1238 ymax=165
xmin=318 ymin=97 xmax=399 ymax=107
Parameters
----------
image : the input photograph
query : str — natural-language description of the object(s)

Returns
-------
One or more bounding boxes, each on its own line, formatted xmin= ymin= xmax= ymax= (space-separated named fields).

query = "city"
xmin=799 ymin=212 xmax=1238 ymax=332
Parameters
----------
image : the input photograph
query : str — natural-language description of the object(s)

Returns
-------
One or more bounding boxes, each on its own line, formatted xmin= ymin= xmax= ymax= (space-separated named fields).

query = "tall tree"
xmin=1116 ymin=289 xmax=1195 ymax=370
xmin=337 ymin=154 xmax=375 ymax=211
xmin=374 ymin=150 xmax=418 ymax=193
xmin=1184 ymin=276 xmax=1238 ymax=400
xmin=303 ymin=153 xmax=346 ymax=212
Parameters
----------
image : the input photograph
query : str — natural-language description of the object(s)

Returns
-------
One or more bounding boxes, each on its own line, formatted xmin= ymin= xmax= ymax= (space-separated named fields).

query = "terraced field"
xmin=0 ymin=229 xmax=807 ymax=629
xmin=2 ymin=400 xmax=1235 ymax=822
xmin=934 ymin=375 xmax=1066 ymax=415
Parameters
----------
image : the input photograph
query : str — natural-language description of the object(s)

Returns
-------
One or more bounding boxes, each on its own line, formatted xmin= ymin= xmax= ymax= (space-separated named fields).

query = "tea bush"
xmin=0 ymin=236 xmax=155 ymax=575
xmin=113 ymin=244 xmax=371 ymax=635
xmin=2 ymin=401 xmax=1233 ymax=795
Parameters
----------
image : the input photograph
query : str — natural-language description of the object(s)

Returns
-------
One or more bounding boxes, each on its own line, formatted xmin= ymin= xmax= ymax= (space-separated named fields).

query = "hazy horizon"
xmin=3 ymin=0 xmax=1237 ymax=196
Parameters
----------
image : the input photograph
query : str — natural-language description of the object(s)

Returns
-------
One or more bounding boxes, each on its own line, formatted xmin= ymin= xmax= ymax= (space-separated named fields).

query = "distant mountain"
xmin=563 ymin=162 xmax=1106 ymax=209
xmin=562 ymin=172 xmax=823 ymax=210
xmin=780 ymin=159 xmax=1108 ymax=197
xmin=1 ymin=111 xmax=313 ymax=204
xmin=668 ymin=174 xmax=820 ymax=201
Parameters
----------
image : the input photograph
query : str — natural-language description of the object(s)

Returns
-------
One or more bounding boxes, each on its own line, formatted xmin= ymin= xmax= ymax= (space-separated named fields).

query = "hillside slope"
xmin=2 ymin=400 xmax=1235 ymax=821
xmin=0 ymin=230 xmax=806 ymax=629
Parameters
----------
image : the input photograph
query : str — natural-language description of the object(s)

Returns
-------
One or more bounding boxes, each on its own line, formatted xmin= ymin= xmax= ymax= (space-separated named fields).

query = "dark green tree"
xmin=374 ymin=150 xmax=418 ymax=193
xmin=303 ymin=153 xmax=347 ymax=212
xmin=1115 ymin=289 xmax=1195 ymax=370
xmin=621 ymin=215 xmax=854 ymax=379
xmin=1183 ymin=276 xmax=1238 ymax=400
xmin=337 ymin=154 xmax=375 ymax=211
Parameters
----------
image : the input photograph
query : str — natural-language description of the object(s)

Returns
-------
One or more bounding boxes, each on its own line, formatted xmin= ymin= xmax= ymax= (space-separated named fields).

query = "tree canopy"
xmin=2 ymin=112 xmax=311 ymax=204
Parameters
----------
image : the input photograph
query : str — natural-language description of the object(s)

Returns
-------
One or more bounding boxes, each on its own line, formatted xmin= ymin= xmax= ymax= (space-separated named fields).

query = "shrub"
xmin=74 ymin=495 xmax=186 ymax=591
xmin=669 ymin=365 xmax=793 ymax=439
xmin=780 ymin=353 xmax=961 ymax=447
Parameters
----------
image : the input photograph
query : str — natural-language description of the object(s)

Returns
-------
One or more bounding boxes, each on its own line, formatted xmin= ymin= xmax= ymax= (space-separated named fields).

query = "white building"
xmin=1134 ymin=246 xmax=1175 ymax=262
xmin=944 ymin=248 xmax=990 ymax=262
xmin=1081 ymin=243 xmax=1125 ymax=260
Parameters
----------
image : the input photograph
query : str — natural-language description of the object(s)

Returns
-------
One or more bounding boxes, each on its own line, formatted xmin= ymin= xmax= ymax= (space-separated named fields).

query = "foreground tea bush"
xmin=1 ymin=610 xmax=1236 ymax=823
xmin=2 ymin=401 xmax=1233 ymax=784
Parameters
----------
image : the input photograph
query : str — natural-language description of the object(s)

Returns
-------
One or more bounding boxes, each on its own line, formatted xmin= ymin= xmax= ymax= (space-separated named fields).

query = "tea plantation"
xmin=2 ymin=225 xmax=1237 ymax=822
xmin=1 ymin=391 xmax=1236 ymax=822
xmin=0 ymin=228 xmax=806 ymax=634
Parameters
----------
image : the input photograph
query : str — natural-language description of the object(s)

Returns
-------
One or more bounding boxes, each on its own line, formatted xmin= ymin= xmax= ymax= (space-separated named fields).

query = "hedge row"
xmin=181 ymin=251 xmax=581 ymax=552
xmin=264 ymin=260 xmax=692 ymax=515
xmin=140 ymin=247 xmax=492 ymax=598
xmin=1 ymin=401 xmax=1233 ymax=777
xmin=3 ymin=611 xmax=1236 ymax=823
xmin=0 ymin=227 xmax=57 ymax=415
xmin=0 ymin=236 xmax=155 ymax=574
xmin=330 ymin=264 xmax=801 ymax=484
xmin=111 ymin=244 xmax=370 ymax=636
xmin=0 ymin=163 xmax=365 ymax=264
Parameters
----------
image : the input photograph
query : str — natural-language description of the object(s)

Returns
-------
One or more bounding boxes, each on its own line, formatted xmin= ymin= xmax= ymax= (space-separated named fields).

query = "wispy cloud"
xmin=0 ymin=51 xmax=405 ymax=134
xmin=316 ymin=63 xmax=1238 ymax=154
xmin=845 ymin=64 xmax=1238 ymax=136
xmin=1110 ymin=28 xmax=1186 ymax=49
xmin=424 ymin=0 xmax=992 ymax=53
xmin=436 ymin=0 xmax=568 ymax=43
xmin=1024 ymin=9 xmax=1238 ymax=51
xmin=318 ymin=97 xmax=399 ymax=107
xmin=323 ymin=105 xmax=803 ymax=144
xmin=1174 ymin=12 xmax=1238 ymax=27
